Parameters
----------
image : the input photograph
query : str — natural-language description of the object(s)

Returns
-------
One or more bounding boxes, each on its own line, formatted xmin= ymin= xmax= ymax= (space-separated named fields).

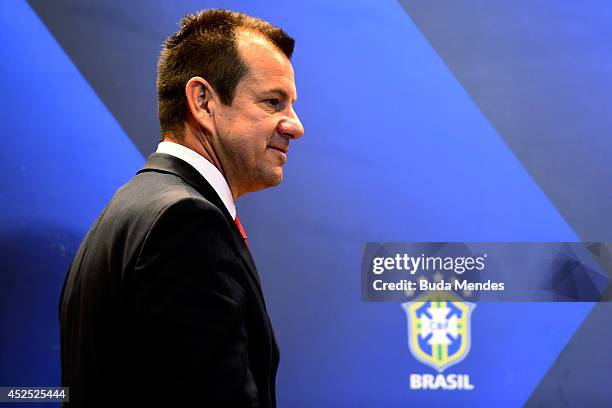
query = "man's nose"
xmin=278 ymin=108 xmax=305 ymax=140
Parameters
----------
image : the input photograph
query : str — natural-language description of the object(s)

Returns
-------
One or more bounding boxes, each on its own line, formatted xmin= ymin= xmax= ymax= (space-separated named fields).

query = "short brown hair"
xmin=157 ymin=9 xmax=295 ymax=137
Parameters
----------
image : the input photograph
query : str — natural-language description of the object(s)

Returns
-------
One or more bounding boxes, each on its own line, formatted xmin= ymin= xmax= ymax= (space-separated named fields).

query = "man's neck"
xmin=162 ymin=124 xmax=243 ymax=200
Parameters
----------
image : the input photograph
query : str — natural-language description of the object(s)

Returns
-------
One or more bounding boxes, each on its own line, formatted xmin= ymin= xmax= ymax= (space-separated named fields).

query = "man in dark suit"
xmin=59 ymin=9 xmax=304 ymax=407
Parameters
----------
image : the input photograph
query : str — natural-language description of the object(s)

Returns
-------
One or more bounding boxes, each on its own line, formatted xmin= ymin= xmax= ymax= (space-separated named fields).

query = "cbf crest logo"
xmin=402 ymin=291 xmax=476 ymax=390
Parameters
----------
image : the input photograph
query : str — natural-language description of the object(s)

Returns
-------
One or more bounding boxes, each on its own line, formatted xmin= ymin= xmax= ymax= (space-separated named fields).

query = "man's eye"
xmin=264 ymin=98 xmax=281 ymax=107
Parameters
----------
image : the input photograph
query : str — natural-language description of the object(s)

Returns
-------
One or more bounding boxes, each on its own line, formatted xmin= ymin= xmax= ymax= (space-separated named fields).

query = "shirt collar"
xmin=155 ymin=141 xmax=236 ymax=219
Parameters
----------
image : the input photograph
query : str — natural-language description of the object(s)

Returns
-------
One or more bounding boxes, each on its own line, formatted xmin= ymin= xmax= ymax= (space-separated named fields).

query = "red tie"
xmin=234 ymin=216 xmax=248 ymax=246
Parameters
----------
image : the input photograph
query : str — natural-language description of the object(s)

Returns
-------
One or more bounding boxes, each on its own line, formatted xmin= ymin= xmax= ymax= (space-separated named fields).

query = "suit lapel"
xmin=137 ymin=153 xmax=266 ymax=301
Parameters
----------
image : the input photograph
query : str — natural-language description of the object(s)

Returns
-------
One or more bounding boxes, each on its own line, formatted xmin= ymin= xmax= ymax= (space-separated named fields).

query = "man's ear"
xmin=185 ymin=76 xmax=218 ymax=134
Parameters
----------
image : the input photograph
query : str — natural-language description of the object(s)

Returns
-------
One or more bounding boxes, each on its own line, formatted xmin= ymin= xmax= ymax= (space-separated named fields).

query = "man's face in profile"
xmin=214 ymin=31 xmax=305 ymax=195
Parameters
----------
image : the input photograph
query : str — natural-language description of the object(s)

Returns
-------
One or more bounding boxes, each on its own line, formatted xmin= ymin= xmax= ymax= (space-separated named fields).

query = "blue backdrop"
xmin=2 ymin=1 xmax=611 ymax=406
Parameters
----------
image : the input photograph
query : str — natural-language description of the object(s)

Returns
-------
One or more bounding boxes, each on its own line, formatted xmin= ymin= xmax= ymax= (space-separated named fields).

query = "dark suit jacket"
xmin=60 ymin=153 xmax=279 ymax=407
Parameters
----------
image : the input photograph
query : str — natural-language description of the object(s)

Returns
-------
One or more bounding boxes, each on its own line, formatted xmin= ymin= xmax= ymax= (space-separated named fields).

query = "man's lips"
xmin=268 ymin=145 xmax=288 ymax=154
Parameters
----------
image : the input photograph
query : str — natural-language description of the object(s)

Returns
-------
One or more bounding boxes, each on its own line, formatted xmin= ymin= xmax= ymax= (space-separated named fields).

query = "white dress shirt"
xmin=156 ymin=141 xmax=236 ymax=220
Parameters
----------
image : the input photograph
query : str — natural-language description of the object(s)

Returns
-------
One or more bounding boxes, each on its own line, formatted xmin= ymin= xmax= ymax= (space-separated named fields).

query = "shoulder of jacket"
xmin=114 ymin=171 xmax=224 ymax=221
xmin=151 ymin=195 xmax=224 ymax=224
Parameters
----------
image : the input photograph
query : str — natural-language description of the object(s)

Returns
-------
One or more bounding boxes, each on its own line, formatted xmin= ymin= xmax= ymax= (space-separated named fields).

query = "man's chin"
xmin=250 ymin=170 xmax=283 ymax=192
xmin=267 ymin=171 xmax=283 ymax=187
